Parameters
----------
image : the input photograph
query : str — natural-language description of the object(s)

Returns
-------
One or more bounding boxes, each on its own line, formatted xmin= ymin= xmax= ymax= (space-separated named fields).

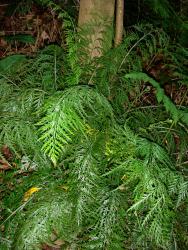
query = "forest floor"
xmin=0 ymin=2 xmax=188 ymax=249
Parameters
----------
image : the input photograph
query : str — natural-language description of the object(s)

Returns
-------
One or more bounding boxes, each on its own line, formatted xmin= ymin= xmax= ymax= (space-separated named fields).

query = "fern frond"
xmin=124 ymin=72 xmax=187 ymax=124
xmin=24 ymin=45 xmax=65 ymax=90
xmin=45 ymin=1 xmax=82 ymax=86
xmin=37 ymin=94 xmax=84 ymax=166
xmin=0 ymin=118 xmax=46 ymax=166
xmin=104 ymin=125 xmax=187 ymax=248
xmin=69 ymin=142 xmax=100 ymax=226
xmin=0 ymin=54 xmax=27 ymax=75
xmin=88 ymin=190 xmax=125 ymax=250
xmin=144 ymin=0 xmax=172 ymax=19
xmin=176 ymin=181 xmax=188 ymax=207
xmin=37 ymin=86 xmax=113 ymax=165
xmin=14 ymin=191 xmax=77 ymax=250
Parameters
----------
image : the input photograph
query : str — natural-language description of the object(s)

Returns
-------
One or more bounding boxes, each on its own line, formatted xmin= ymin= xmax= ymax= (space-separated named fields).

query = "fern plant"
xmin=0 ymin=9 xmax=188 ymax=250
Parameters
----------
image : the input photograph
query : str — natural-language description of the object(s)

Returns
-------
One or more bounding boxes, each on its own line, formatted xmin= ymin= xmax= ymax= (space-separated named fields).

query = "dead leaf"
xmin=0 ymin=160 xmax=11 ymax=171
xmin=41 ymin=243 xmax=61 ymax=250
xmin=7 ymin=182 xmax=14 ymax=191
xmin=1 ymin=225 xmax=5 ymax=232
xmin=41 ymin=30 xmax=50 ymax=41
xmin=54 ymin=239 xmax=65 ymax=246
xmin=1 ymin=145 xmax=13 ymax=160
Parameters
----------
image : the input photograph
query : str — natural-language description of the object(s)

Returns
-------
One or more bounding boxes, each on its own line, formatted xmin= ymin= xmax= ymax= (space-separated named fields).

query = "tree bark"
xmin=114 ymin=0 xmax=124 ymax=47
xmin=78 ymin=0 xmax=115 ymax=58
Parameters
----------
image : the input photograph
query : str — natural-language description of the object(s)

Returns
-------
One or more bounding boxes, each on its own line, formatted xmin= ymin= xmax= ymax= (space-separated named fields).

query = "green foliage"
xmin=37 ymin=86 xmax=113 ymax=165
xmin=144 ymin=0 xmax=172 ymax=19
xmin=14 ymin=191 xmax=77 ymax=250
xmin=4 ymin=34 xmax=35 ymax=44
xmin=4 ymin=0 xmax=34 ymax=15
xmin=124 ymin=72 xmax=187 ymax=124
xmin=0 ymin=12 xmax=188 ymax=250
xmin=104 ymin=126 xmax=185 ymax=248
xmin=47 ymin=1 xmax=82 ymax=86
xmin=24 ymin=45 xmax=65 ymax=90
xmin=0 ymin=55 xmax=26 ymax=74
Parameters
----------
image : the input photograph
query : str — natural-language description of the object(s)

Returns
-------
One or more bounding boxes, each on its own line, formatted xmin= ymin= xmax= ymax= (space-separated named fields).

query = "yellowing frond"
xmin=23 ymin=187 xmax=41 ymax=202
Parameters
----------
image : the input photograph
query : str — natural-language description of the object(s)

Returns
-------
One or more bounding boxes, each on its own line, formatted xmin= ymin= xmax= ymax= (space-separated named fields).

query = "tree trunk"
xmin=78 ymin=0 xmax=115 ymax=58
xmin=114 ymin=0 xmax=124 ymax=47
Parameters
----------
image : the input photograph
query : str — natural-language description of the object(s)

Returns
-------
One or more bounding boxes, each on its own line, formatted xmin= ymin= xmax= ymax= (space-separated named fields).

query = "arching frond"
xmin=37 ymin=86 xmax=113 ymax=165
xmin=14 ymin=191 xmax=77 ymax=250
xmin=124 ymin=72 xmax=188 ymax=125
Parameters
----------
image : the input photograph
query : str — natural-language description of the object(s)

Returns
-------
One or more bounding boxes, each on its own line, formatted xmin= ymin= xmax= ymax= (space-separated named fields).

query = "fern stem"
xmin=0 ymin=197 xmax=33 ymax=227
xmin=0 ymin=237 xmax=12 ymax=244
xmin=118 ymin=30 xmax=152 ymax=71
xmin=126 ymin=105 xmax=163 ymax=113
xmin=162 ymin=120 xmax=176 ymax=144
xmin=0 ymin=73 xmax=20 ymax=88
xmin=179 ymin=88 xmax=188 ymax=106
xmin=54 ymin=49 xmax=57 ymax=90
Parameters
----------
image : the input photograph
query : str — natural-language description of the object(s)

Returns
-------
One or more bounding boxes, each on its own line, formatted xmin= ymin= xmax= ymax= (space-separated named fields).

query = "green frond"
xmin=176 ymin=181 xmax=188 ymax=207
xmin=46 ymin=1 xmax=82 ymax=86
xmin=37 ymin=86 xmax=113 ymax=165
xmin=124 ymin=72 xmax=187 ymax=124
xmin=144 ymin=0 xmax=172 ymax=19
xmin=69 ymin=142 xmax=100 ymax=226
xmin=0 ymin=54 xmax=27 ymax=75
xmin=104 ymin=125 xmax=187 ymax=248
xmin=87 ymin=191 xmax=125 ymax=250
xmin=14 ymin=191 xmax=77 ymax=250
xmin=24 ymin=45 xmax=65 ymax=90
xmin=0 ymin=79 xmax=49 ymax=166
xmin=0 ymin=118 xmax=46 ymax=166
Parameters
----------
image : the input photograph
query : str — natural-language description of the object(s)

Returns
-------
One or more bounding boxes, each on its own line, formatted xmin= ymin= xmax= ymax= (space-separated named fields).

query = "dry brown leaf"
xmin=54 ymin=239 xmax=65 ymax=246
xmin=0 ymin=160 xmax=10 ymax=171
xmin=1 ymin=145 xmax=13 ymax=160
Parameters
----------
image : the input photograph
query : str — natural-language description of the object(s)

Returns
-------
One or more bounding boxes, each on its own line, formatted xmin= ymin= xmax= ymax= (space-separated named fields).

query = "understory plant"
xmin=0 ymin=14 xmax=188 ymax=250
